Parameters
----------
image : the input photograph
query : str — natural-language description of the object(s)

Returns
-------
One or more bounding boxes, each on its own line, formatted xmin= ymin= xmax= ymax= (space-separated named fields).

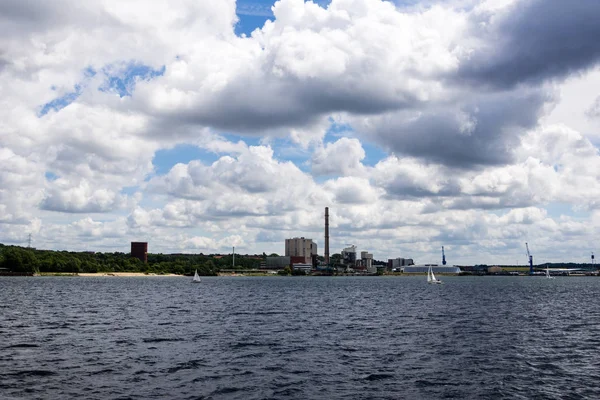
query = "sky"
xmin=1 ymin=0 xmax=600 ymax=265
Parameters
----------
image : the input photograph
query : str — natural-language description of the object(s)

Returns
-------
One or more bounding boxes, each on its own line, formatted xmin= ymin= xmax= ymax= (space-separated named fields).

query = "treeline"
xmin=0 ymin=244 xmax=264 ymax=276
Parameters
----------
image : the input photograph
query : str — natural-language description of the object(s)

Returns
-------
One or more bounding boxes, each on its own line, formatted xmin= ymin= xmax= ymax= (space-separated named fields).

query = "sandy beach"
xmin=76 ymin=272 xmax=182 ymax=277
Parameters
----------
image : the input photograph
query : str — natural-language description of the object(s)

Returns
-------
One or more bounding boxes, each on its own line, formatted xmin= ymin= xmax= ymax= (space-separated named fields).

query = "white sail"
xmin=427 ymin=265 xmax=442 ymax=284
xmin=193 ymin=269 xmax=201 ymax=282
xmin=546 ymin=266 xmax=555 ymax=279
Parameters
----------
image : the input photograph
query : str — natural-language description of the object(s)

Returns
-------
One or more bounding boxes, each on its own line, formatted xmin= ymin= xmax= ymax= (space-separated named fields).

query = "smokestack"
xmin=325 ymin=207 xmax=330 ymax=265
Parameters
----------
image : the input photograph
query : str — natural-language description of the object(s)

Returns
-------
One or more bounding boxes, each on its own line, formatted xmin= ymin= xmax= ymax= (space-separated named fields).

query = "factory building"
xmin=388 ymin=257 xmax=414 ymax=271
xmin=265 ymin=256 xmax=291 ymax=269
xmin=131 ymin=242 xmax=148 ymax=263
xmin=361 ymin=251 xmax=375 ymax=274
xmin=285 ymin=237 xmax=317 ymax=265
xmin=342 ymin=245 xmax=357 ymax=265
xmin=402 ymin=264 xmax=461 ymax=274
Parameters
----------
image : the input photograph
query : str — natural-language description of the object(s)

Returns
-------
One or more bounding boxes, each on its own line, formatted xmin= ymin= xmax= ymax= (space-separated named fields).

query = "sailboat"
xmin=427 ymin=265 xmax=442 ymax=284
xmin=193 ymin=269 xmax=201 ymax=283
xmin=545 ymin=266 xmax=555 ymax=280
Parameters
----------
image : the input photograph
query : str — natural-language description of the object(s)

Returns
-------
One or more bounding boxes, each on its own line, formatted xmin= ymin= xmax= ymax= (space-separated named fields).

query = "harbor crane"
xmin=526 ymin=242 xmax=533 ymax=275
xmin=442 ymin=246 xmax=447 ymax=265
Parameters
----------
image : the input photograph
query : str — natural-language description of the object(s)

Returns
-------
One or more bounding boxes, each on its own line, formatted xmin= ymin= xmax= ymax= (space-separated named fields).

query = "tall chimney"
xmin=325 ymin=207 xmax=330 ymax=265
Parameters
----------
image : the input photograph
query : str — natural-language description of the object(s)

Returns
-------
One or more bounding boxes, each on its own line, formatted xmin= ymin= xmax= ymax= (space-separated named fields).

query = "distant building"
xmin=285 ymin=237 xmax=317 ymax=265
xmin=388 ymin=258 xmax=414 ymax=271
xmin=266 ymin=256 xmax=291 ymax=270
xmin=342 ymin=245 xmax=357 ymax=266
xmin=292 ymin=264 xmax=312 ymax=274
xmin=403 ymin=264 xmax=461 ymax=274
xmin=131 ymin=242 xmax=148 ymax=263
xmin=361 ymin=251 xmax=375 ymax=274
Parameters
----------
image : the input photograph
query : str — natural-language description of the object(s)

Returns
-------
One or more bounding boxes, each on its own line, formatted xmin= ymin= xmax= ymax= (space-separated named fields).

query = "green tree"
xmin=278 ymin=266 xmax=291 ymax=276
xmin=1 ymin=247 xmax=39 ymax=273
xmin=330 ymin=253 xmax=342 ymax=266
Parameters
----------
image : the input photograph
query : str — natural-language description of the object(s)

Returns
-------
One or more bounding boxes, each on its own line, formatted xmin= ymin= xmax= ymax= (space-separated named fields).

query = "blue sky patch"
xmin=361 ymin=142 xmax=389 ymax=167
xmin=45 ymin=171 xmax=59 ymax=181
xmin=99 ymin=63 xmax=165 ymax=98
xmin=120 ymin=186 xmax=139 ymax=196
xmin=38 ymin=85 xmax=83 ymax=116
xmin=235 ymin=0 xmax=331 ymax=36
xmin=545 ymin=202 xmax=589 ymax=220
xmin=153 ymin=144 xmax=220 ymax=175
xmin=235 ymin=14 xmax=272 ymax=36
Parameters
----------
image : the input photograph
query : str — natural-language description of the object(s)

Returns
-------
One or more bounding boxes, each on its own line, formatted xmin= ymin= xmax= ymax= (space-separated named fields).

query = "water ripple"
xmin=1 ymin=276 xmax=599 ymax=399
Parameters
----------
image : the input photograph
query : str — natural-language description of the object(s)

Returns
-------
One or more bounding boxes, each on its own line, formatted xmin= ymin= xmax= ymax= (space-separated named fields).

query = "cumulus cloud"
xmin=41 ymin=180 xmax=127 ymax=213
xmin=311 ymin=137 xmax=366 ymax=176
xmin=150 ymin=145 xmax=315 ymax=199
xmin=0 ymin=148 xmax=45 ymax=224
xmin=1 ymin=0 xmax=600 ymax=264
xmin=323 ymin=176 xmax=381 ymax=204
xmin=372 ymin=156 xmax=461 ymax=198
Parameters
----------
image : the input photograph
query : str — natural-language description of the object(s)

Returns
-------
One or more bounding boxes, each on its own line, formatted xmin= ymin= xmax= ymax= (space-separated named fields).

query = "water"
xmin=1 ymin=276 xmax=600 ymax=399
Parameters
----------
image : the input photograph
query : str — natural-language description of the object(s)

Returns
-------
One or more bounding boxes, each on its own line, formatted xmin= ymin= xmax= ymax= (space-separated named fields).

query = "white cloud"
xmin=41 ymin=179 xmax=127 ymax=213
xmin=311 ymin=137 xmax=366 ymax=176
xmin=324 ymin=176 xmax=381 ymax=204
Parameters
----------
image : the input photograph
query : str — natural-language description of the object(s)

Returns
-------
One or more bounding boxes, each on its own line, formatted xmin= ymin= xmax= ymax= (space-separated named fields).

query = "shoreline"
xmin=38 ymin=272 xmax=183 ymax=277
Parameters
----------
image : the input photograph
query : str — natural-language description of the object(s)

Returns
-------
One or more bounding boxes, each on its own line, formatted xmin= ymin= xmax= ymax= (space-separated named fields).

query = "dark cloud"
xmin=367 ymin=88 xmax=552 ymax=168
xmin=154 ymin=74 xmax=406 ymax=134
xmin=0 ymin=0 xmax=59 ymax=22
xmin=460 ymin=0 xmax=600 ymax=87
xmin=0 ymin=0 xmax=117 ymax=38
xmin=0 ymin=0 xmax=76 ymax=36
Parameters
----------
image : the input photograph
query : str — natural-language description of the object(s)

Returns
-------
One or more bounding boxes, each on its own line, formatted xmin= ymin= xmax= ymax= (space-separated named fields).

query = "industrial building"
xmin=388 ymin=258 xmax=414 ymax=271
xmin=402 ymin=264 xmax=461 ymax=274
xmin=292 ymin=264 xmax=313 ymax=274
xmin=342 ymin=245 xmax=357 ymax=265
xmin=360 ymin=251 xmax=375 ymax=274
xmin=131 ymin=242 xmax=148 ymax=263
xmin=265 ymin=256 xmax=290 ymax=269
xmin=285 ymin=237 xmax=317 ymax=265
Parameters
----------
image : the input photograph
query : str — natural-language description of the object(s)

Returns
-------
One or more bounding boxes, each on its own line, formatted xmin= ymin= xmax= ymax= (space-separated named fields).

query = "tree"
xmin=1 ymin=247 xmax=39 ymax=273
xmin=330 ymin=253 xmax=342 ymax=266
xmin=278 ymin=266 xmax=291 ymax=276
xmin=65 ymin=258 xmax=81 ymax=273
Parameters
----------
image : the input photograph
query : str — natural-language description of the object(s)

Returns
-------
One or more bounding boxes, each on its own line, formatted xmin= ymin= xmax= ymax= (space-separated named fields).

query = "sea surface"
xmin=1 ymin=276 xmax=600 ymax=399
